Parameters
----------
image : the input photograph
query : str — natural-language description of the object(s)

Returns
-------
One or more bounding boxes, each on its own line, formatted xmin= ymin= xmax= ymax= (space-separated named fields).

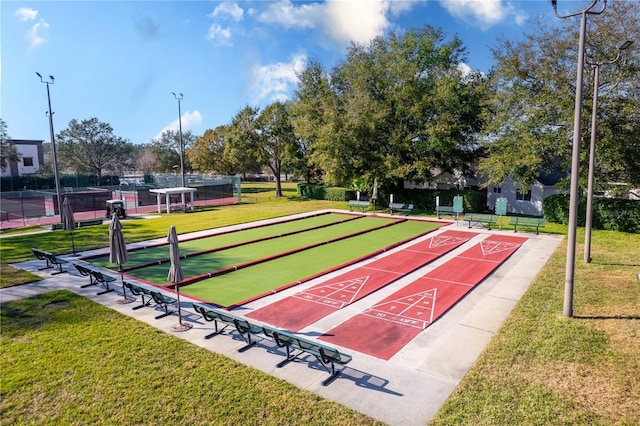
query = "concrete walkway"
xmin=1 ymin=213 xmax=562 ymax=425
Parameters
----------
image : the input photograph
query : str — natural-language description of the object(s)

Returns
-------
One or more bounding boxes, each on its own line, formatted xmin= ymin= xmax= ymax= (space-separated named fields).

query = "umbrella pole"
xmin=70 ymin=229 xmax=76 ymax=255
xmin=117 ymin=264 xmax=134 ymax=304
xmin=171 ymin=282 xmax=192 ymax=331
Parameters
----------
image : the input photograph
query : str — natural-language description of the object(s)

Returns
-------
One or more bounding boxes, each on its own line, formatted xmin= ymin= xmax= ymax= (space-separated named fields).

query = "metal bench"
xmin=389 ymin=202 xmax=413 ymax=215
xmin=73 ymin=263 xmax=115 ymax=295
xmin=124 ymin=281 xmax=155 ymax=310
xmin=192 ymin=303 xmax=262 ymax=351
xmin=31 ymin=248 xmax=67 ymax=275
xmin=509 ymin=216 xmax=546 ymax=235
xmin=262 ymin=326 xmax=352 ymax=386
xmin=466 ymin=213 xmax=497 ymax=230
xmin=435 ymin=205 xmax=458 ymax=219
xmin=348 ymin=200 xmax=370 ymax=212
xmin=149 ymin=290 xmax=178 ymax=319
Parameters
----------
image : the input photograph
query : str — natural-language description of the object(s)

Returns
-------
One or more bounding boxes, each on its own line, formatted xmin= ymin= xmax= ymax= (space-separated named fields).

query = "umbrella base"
xmin=171 ymin=322 xmax=193 ymax=332
xmin=117 ymin=297 xmax=136 ymax=305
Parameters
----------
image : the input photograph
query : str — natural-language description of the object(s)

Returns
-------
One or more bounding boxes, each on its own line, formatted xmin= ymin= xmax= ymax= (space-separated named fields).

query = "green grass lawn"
xmin=1 ymin=183 xmax=639 ymax=424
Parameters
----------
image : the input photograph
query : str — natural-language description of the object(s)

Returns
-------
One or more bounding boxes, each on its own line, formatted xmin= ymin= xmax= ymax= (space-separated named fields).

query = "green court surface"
xmin=88 ymin=212 xmax=350 ymax=268
xmin=174 ymin=219 xmax=439 ymax=307
xmin=123 ymin=215 xmax=400 ymax=284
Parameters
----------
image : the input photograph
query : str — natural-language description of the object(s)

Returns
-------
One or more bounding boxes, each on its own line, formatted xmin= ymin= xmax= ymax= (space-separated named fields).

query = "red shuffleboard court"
xmin=319 ymin=234 xmax=528 ymax=360
xmin=246 ymin=230 xmax=476 ymax=331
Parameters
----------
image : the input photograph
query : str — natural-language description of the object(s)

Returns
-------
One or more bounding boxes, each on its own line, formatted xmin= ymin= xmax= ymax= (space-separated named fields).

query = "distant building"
xmin=1 ymin=139 xmax=44 ymax=177
xmin=486 ymin=173 xmax=565 ymax=217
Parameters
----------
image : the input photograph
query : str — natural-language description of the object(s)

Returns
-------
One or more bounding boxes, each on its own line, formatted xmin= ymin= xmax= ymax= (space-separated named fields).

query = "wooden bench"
xmin=348 ymin=200 xmax=370 ymax=212
xmin=73 ymin=263 xmax=116 ymax=295
xmin=435 ymin=205 xmax=459 ymax=219
xmin=192 ymin=303 xmax=263 ymax=351
xmin=466 ymin=213 xmax=497 ymax=230
xmin=509 ymin=216 xmax=546 ymax=235
xmin=262 ymin=326 xmax=352 ymax=386
xmin=389 ymin=202 xmax=413 ymax=215
xmin=31 ymin=248 xmax=67 ymax=274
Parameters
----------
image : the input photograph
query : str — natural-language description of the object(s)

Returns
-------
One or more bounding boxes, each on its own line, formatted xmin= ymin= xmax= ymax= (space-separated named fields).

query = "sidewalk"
xmin=1 ymin=218 xmax=562 ymax=425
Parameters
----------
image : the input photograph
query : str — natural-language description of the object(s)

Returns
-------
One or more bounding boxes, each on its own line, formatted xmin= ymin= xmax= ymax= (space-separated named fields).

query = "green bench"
xmin=78 ymin=218 xmax=103 ymax=227
xmin=192 ymin=303 xmax=262 ymax=351
xmin=124 ymin=281 xmax=155 ymax=310
xmin=149 ymin=291 xmax=178 ymax=319
xmin=192 ymin=303 xmax=352 ymax=385
xmin=435 ymin=205 xmax=458 ymax=219
xmin=31 ymin=248 xmax=68 ymax=274
xmin=73 ymin=263 xmax=115 ymax=295
xmin=466 ymin=213 xmax=497 ymax=230
xmin=509 ymin=216 xmax=546 ymax=235
xmin=389 ymin=202 xmax=413 ymax=215
xmin=348 ymin=200 xmax=370 ymax=212
xmin=262 ymin=326 xmax=353 ymax=386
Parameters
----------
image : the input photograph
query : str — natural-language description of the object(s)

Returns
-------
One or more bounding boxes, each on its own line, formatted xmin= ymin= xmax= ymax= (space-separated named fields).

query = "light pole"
xmin=551 ymin=0 xmax=606 ymax=318
xmin=171 ymin=92 xmax=186 ymax=189
xmin=584 ymin=40 xmax=633 ymax=263
xmin=36 ymin=72 xmax=63 ymax=221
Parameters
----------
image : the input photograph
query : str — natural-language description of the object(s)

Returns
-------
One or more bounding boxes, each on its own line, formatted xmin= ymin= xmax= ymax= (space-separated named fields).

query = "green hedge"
xmin=297 ymin=183 xmax=486 ymax=212
xmin=543 ymin=194 xmax=640 ymax=233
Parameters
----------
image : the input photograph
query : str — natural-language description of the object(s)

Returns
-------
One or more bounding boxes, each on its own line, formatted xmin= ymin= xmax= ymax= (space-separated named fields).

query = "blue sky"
xmin=2 ymin=0 xmax=556 ymax=146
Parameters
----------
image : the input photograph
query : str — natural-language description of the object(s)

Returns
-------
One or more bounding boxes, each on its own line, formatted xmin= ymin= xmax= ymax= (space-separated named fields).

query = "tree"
xmin=56 ymin=118 xmax=133 ymax=182
xmin=293 ymin=27 xmax=485 ymax=188
xmin=479 ymin=1 xmax=640 ymax=190
xmin=0 ymin=118 xmax=20 ymax=172
xmin=187 ymin=126 xmax=237 ymax=174
xmin=135 ymin=147 xmax=159 ymax=175
xmin=148 ymin=130 xmax=196 ymax=173
xmin=225 ymin=106 xmax=262 ymax=177
xmin=256 ymin=101 xmax=299 ymax=197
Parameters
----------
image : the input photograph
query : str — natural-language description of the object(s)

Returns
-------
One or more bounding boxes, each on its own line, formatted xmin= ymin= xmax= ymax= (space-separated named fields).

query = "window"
xmin=516 ymin=189 xmax=532 ymax=201
xmin=493 ymin=187 xmax=502 ymax=193
xmin=22 ymin=157 xmax=34 ymax=167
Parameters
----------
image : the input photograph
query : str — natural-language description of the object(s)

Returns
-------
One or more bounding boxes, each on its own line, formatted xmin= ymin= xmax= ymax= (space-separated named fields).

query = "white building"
xmin=486 ymin=173 xmax=564 ymax=217
xmin=1 ymin=140 xmax=44 ymax=177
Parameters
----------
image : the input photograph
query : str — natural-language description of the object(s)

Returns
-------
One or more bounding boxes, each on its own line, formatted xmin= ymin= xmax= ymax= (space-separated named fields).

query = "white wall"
xmin=487 ymin=177 xmax=552 ymax=216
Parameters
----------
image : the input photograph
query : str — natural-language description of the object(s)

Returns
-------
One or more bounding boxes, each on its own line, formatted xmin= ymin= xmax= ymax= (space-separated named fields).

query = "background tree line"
xmin=3 ymin=2 xmax=638 ymax=199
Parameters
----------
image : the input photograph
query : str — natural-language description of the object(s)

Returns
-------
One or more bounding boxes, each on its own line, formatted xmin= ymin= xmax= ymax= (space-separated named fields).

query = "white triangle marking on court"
xmin=294 ymin=276 xmax=370 ymax=307
xmin=429 ymin=235 xmax=469 ymax=248
xmin=364 ymin=288 xmax=437 ymax=329
xmin=480 ymin=240 xmax=522 ymax=256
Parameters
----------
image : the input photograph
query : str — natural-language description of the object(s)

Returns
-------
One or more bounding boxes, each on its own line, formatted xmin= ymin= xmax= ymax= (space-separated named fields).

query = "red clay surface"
xmin=246 ymin=230 xmax=476 ymax=330
xmin=319 ymin=234 xmax=528 ymax=360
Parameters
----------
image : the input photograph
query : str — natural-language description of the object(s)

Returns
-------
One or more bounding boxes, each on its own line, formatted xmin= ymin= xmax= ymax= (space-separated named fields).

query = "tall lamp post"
xmin=584 ymin=40 xmax=633 ymax=263
xmin=551 ymin=0 xmax=606 ymax=318
xmin=171 ymin=92 xmax=186 ymax=209
xmin=36 ymin=72 xmax=63 ymax=221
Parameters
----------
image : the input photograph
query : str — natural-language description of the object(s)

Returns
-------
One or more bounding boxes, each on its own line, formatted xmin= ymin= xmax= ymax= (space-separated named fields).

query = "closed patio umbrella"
xmin=109 ymin=213 xmax=133 ymax=304
xmin=62 ymin=196 xmax=76 ymax=255
xmin=371 ymin=177 xmax=378 ymax=213
xmin=168 ymin=225 xmax=191 ymax=331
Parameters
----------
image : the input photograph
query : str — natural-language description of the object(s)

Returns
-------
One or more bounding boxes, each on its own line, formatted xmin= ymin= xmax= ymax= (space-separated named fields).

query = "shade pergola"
xmin=149 ymin=187 xmax=197 ymax=214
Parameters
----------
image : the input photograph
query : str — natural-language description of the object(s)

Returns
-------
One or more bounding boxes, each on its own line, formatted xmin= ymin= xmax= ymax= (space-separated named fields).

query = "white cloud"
xmin=257 ymin=0 xmax=418 ymax=48
xmin=206 ymin=24 xmax=233 ymax=46
xmin=26 ymin=20 xmax=49 ymax=50
xmin=155 ymin=110 xmax=203 ymax=140
xmin=209 ymin=2 xmax=244 ymax=22
xmin=439 ymin=0 xmax=525 ymax=30
xmin=251 ymin=53 xmax=307 ymax=104
xmin=15 ymin=7 xmax=38 ymax=21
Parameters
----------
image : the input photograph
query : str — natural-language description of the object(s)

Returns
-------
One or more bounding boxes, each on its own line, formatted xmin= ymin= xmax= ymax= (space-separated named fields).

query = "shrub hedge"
xmin=543 ymin=194 xmax=640 ymax=233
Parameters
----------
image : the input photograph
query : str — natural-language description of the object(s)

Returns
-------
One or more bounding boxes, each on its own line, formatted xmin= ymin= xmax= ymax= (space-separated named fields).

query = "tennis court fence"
xmin=0 ymin=174 xmax=241 ymax=228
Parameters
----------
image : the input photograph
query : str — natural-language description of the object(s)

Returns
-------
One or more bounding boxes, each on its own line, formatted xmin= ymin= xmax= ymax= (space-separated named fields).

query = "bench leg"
xmin=97 ymin=282 xmax=114 ymax=295
xmin=204 ymin=320 xmax=227 ymax=339
xmin=80 ymin=277 xmax=96 ymax=288
xmin=132 ymin=295 xmax=151 ymax=310
xmin=52 ymin=264 xmax=67 ymax=275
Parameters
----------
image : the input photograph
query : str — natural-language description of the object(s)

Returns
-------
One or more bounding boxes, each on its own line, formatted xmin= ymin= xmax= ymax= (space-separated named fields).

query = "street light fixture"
xmin=36 ymin=72 xmax=63 ymax=222
xmin=550 ymin=0 xmax=607 ymax=318
xmin=584 ymin=39 xmax=633 ymax=263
